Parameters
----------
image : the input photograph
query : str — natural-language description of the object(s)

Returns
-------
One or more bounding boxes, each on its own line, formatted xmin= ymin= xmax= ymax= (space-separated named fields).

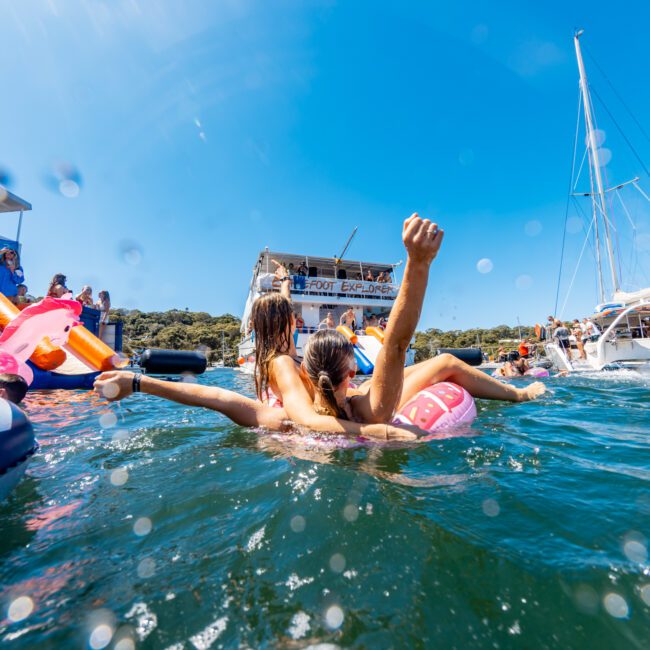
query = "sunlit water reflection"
xmin=1 ymin=369 xmax=649 ymax=647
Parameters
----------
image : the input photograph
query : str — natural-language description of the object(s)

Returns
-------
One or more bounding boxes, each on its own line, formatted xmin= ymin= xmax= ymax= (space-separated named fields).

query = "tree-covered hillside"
xmin=112 ymin=308 xmax=534 ymax=365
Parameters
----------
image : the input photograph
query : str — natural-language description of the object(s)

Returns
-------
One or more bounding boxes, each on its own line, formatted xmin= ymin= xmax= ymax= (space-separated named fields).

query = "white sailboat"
xmin=545 ymin=30 xmax=650 ymax=372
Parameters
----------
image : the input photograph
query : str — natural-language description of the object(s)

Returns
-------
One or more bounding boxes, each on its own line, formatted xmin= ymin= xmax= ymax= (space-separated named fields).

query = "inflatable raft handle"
xmin=336 ymin=325 xmax=358 ymax=345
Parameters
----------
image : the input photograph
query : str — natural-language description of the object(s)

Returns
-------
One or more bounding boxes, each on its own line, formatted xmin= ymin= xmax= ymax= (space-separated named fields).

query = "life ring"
xmin=392 ymin=382 xmax=476 ymax=438
xmin=0 ymin=399 xmax=36 ymax=501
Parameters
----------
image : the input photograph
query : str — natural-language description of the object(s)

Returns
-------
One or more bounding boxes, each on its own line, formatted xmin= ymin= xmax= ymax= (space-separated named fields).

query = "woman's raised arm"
xmin=352 ymin=214 xmax=444 ymax=423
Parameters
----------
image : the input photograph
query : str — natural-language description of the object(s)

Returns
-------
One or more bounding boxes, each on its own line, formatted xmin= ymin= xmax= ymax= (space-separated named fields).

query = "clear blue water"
xmin=1 ymin=369 xmax=649 ymax=648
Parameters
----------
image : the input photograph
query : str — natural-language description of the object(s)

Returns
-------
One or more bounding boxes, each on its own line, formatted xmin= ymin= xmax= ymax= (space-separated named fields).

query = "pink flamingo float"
xmin=0 ymin=297 xmax=82 ymax=385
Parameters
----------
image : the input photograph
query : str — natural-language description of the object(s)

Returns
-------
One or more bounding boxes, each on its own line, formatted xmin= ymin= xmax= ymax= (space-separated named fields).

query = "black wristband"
xmin=133 ymin=373 xmax=142 ymax=393
xmin=280 ymin=276 xmax=291 ymax=282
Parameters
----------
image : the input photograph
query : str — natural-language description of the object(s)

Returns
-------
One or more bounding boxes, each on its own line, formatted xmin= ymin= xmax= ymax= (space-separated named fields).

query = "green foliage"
xmin=112 ymin=306 xmax=535 ymax=366
xmin=111 ymin=308 xmax=242 ymax=365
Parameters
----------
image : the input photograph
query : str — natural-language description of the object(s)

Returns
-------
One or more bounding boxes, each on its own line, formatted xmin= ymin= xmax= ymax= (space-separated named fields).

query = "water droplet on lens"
xmin=102 ymin=382 xmax=119 ymax=399
xmin=524 ymin=220 xmax=542 ymax=237
xmin=59 ymin=179 xmax=80 ymax=198
xmin=482 ymin=498 xmax=500 ymax=517
xmin=137 ymin=558 xmax=156 ymax=578
xmin=603 ymin=592 xmax=629 ymax=619
xmin=640 ymin=584 xmax=650 ymax=606
xmin=325 ymin=604 xmax=344 ymax=629
xmin=329 ymin=553 xmax=346 ymax=573
xmin=515 ymin=274 xmax=533 ymax=290
xmin=595 ymin=147 xmax=612 ymax=166
xmin=290 ymin=515 xmax=305 ymax=532
xmin=133 ymin=517 xmax=152 ymax=536
xmin=118 ymin=240 xmax=143 ymax=266
xmin=110 ymin=467 xmax=129 ymax=486
xmin=89 ymin=623 xmax=114 ymax=649
xmin=476 ymin=258 xmax=493 ymax=274
xmin=99 ymin=412 xmax=118 ymax=429
xmin=566 ymin=216 xmax=583 ymax=234
xmin=343 ymin=504 xmax=359 ymax=522
xmin=586 ymin=129 xmax=606 ymax=148
xmin=114 ymin=638 xmax=136 ymax=650
xmin=8 ymin=596 xmax=34 ymax=622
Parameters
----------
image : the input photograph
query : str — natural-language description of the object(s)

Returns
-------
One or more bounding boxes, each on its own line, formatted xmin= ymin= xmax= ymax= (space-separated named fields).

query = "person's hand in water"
xmin=402 ymin=213 xmax=444 ymax=268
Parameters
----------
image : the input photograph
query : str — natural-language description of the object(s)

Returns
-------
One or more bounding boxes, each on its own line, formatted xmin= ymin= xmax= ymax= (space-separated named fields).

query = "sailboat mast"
xmin=574 ymin=30 xmax=620 ymax=297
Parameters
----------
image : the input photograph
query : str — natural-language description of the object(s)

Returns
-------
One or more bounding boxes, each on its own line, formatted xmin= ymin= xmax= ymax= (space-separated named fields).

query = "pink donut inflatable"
xmin=524 ymin=367 xmax=550 ymax=378
xmin=392 ymin=382 xmax=476 ymax=438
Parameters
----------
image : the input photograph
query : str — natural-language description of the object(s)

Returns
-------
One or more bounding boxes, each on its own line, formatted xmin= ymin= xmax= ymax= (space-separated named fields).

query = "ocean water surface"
xmin=1 ymin=369 xmax=649 ymax=648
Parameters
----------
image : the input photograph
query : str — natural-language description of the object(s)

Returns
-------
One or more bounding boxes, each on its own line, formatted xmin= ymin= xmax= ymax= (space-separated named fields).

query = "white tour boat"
xmin=545 ymin=31 xmax=650 ymax=372
xmin=238 ymin=248 xmax=415 ymax=374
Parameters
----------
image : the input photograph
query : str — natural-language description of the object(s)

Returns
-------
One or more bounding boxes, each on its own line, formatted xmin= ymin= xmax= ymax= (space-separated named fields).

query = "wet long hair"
xmin=252 ymin=292 xmax=294 ymax=401
xmin=302 ymin=329 xmax=355 ymax=418
xmin=47 ymin=273 xmax=67 ymax=297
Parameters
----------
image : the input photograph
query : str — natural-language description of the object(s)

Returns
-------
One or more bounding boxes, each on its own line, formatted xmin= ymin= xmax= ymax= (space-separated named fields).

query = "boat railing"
xmin=596 ymin=300 xmax=650 ymax=360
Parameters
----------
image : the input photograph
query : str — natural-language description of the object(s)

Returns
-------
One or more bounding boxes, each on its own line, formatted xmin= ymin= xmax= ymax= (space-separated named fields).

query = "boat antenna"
xmin=334 ymin=226 xmax=358 ymax=264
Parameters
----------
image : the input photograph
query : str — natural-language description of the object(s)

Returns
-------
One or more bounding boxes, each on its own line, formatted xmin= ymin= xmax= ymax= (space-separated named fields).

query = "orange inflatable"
xmin=0 ymin=293 xmax=66 ymax=370
xmin=365 ymin=326 xmax=385 ymax=344
xmin=336 ymin=325 xmax=358 ymax=345
xmin=65 ymin=326 xmax=120 ymax=371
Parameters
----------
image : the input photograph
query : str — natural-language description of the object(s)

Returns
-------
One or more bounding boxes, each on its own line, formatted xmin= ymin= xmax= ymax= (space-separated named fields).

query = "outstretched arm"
xmin=94 ymin=371 xmax=290 ymax=430
xmin=353 ymin=214 xmax=444 ymax=423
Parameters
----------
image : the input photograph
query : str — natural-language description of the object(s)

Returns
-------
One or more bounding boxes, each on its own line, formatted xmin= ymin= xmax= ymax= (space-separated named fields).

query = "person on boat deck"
xmin=76 ymin=285 xmax=94 ymax=308
xmin=582 ymin=317 xmax=601 ymax=340
xmin=319 ymin=312 xmax=335 ymax=329
xmin=297 ymin=262 xmax=307 ymax=276
xmin=16 ymin=284 xmax=34 ymax=306
xmin=571 ymin=319 xmax=586 ymax=359
xmin=47 ymin=273 xmax=70 ymax=298
xmin=294 ymin=312 xmax=305 ymax=332
xmin=376 ymin=271 xmax=386 ymax=283
xmin=96 ymin=290 xmax=111 ymax=339
xmin=382 ymin=269 xmax=393 ymax=283
xmin=365 ymin=270 xmax=374 ymax=282
xmin=339 ymin=308 xmax=356 ymax=331
xmin=552 ymin=320 xmax=571 ymax=351
xmin=0 ymin=373 xmax=28 ymax=405
xmin=0 ymin=248 xmax=25 ymax=303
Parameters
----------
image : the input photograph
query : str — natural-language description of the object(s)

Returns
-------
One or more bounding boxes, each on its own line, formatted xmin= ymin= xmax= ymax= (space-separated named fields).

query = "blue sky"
xmin=2 ymin=0 xmax=650 ymax=329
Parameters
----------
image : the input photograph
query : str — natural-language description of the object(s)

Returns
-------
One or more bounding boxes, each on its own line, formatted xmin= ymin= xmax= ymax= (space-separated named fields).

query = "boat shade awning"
xmin=0 ymin=188 xmax=32 ymax=214
xmin=256 ymin=250 xmax=397 ymax=277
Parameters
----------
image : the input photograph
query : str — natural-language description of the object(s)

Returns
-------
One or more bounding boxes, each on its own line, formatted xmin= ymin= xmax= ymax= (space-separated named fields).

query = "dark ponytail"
xmin=303 ymin=330 xmax=355 ymax=418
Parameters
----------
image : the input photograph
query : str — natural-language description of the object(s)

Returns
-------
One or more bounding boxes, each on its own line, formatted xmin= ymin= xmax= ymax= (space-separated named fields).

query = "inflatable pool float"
xmin=0 ymin=399 xmax=36 ymax=501
xmin=525 ymin=367 xmax=550 ymax=378
xmin=392 ymin=382 xmax=476 ymax=440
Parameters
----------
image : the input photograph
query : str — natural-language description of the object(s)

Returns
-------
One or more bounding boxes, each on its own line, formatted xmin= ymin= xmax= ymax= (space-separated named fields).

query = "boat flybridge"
xmin=545 ymin=31 xmax=650 ymax=373
xmin=238 ymin=248 xmax=415 ymax=374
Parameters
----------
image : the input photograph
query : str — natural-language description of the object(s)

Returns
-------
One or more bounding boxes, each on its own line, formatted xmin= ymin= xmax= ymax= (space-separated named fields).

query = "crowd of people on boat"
xmin=275 ymin=258 xmax=393 ymax=284
xmin=544 ymin=315 xmax=601 ymax=360
xmin=0 ymin=250 xmax=113 ymax=338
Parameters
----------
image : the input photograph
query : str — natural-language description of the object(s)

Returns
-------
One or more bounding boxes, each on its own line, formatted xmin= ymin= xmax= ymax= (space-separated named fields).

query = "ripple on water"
xmin=0 ymin=370 xmax=648 ymax=647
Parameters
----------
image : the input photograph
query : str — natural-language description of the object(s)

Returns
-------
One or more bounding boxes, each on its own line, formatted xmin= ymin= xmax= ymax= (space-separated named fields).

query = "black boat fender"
xmin=0 ymin=399 xmax=36 ymax=501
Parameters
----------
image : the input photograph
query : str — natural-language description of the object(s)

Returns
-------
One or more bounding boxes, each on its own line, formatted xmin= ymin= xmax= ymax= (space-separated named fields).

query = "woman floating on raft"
xmin=95 ymin=214 xmax=545 ymax=439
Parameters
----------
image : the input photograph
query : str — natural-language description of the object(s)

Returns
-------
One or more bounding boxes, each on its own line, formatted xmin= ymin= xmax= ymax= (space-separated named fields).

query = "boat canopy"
xmin=0 ymin=188 xmax=30 ymax=249
xmin=254 ymin=249 xmax=397 ymax=279
xmin=0 ymin=188 xmax=32 ymax=214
